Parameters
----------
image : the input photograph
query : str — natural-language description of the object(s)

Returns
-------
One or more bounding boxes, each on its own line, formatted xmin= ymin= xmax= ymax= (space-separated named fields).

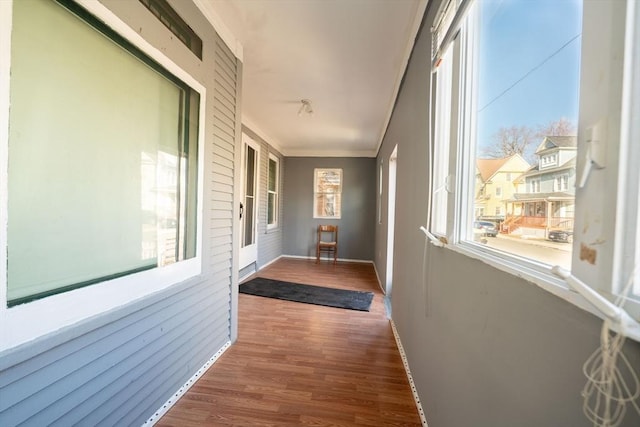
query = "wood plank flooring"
xmin=157 ymin=258 xmax=422 ymax=426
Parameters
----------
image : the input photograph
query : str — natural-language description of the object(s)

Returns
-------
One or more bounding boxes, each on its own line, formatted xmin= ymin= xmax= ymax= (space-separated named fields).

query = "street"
xmin=479 ymin=234 xmax=572 ymax=270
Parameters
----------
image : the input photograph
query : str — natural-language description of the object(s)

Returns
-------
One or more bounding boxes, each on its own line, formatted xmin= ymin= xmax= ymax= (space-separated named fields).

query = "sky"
xmin=475 ymin=0 xmax=583 ymax=155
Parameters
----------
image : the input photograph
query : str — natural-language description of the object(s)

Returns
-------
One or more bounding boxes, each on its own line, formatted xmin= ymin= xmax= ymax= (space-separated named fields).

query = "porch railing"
xmin=501 ymin=215 xmax=574 ymax=234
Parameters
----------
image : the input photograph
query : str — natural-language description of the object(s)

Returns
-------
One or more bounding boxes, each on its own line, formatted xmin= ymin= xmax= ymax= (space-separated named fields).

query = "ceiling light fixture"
xmin=298 ymin=99 xmax=314 ymax=116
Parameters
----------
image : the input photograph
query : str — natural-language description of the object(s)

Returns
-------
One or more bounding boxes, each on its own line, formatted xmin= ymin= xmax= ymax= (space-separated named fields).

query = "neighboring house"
xmin=475 ymin=154 xmax=530 ymax=221
xmin=503 ymin=136 xmax=577 ymax=238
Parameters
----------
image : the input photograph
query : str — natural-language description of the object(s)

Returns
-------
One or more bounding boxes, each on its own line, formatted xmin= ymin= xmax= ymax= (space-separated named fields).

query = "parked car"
xmin=474 ymin=221 xmax=498 ymax=237
xmin=548 ymin=229 xmax=573 ymax=243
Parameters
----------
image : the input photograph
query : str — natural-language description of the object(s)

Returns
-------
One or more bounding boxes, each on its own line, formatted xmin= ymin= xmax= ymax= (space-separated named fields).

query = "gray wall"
xmin=240 ymin=125 xmax=285 ymax=277
xmin=375 ymin=1 xmax=640 ymax=426
xmin=284 ymin=157 xmax=376 ymax=261
xmin=0 ymin=0 xmax=240 ymax=425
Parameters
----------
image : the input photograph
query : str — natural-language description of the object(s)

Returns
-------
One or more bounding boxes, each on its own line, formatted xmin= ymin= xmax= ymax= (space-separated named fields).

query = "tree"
xmin=481 ymin=118 xmax=576 ymax=162
xmin=481 ymin=125 xmax=536 ymax=159
xmin=536 ymin=117 xmax=576 ymax=137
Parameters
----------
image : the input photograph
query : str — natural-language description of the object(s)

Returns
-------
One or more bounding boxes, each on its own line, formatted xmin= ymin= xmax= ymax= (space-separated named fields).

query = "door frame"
xmin=386 ymin=145 xmax=398 ymax=296
xmin=239 ymin=133 xmax=260 ymax=269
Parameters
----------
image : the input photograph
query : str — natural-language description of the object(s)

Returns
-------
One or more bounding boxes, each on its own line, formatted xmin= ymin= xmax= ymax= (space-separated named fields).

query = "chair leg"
xmin=316 ymin=246 xmax=320 ymax=263
xmin=333 ymin=248 xmax=337 ymax=265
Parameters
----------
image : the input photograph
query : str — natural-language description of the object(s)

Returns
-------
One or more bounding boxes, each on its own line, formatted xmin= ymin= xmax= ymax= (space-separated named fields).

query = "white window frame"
xmin=555 ymin=174 xmax=569 ymax=192
xmin=0 ymin=0 xmax=206 ymax=351
xmin=267 ymin=153 xmax=279 ymax=230
xmin=313 ymin=168 xmax=342 ymax=219
xmin=613 ymin=0 xmax=640 ymax=301
xmin=430 ymin=46 xmax=454 ymax=237
xmin=531 ymin=179 xmax=541 ymax=193
xmin=428 ymin=0 xmax=640 ymax=340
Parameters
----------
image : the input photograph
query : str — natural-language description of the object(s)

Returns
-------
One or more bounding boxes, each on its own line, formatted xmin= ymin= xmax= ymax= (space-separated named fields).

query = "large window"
xmin=461 ymin=0 xmax=581 ymax=270
xmin=5 ymin=0 xmax=201 ymax=306
xmin=314 ymin=168 xmax=342 ymax=219
xmin=267 ymin=154 xmax=279 ymax=229
xmin=428 ymin=0 xmax=640 ymax=332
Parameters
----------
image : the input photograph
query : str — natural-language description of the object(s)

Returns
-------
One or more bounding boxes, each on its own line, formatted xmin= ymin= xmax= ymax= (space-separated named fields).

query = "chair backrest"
xmin=318 ymin=225 xmax=338 ymax=243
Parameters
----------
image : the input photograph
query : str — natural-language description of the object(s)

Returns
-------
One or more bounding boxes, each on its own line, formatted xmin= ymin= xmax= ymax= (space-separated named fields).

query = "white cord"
xmin=422 ymin=69 xmax=438 ymax=317
xmin=580 ymin=272 xmax=640 ymax=427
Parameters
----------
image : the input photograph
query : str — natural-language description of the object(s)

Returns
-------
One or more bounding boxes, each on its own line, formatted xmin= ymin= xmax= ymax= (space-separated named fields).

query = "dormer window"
xmin=541 ymin=153 xmax=557 ymax=167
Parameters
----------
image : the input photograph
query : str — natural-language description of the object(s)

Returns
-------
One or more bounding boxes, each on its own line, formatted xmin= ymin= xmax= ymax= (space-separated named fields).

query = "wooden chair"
xmin=316 ymin=225 xmax=338 ymax=264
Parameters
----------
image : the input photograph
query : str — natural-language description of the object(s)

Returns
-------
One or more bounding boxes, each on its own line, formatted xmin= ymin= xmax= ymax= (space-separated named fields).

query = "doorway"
xmin=239 ymin=134 xmax=260 ymax=269
xmin=386 ymin=145 xmax=398 ymax=296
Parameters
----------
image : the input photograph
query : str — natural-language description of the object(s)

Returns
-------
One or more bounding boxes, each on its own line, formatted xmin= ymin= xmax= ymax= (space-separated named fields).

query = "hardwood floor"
xmin=157 ymin=258 xmax=422 ymax=426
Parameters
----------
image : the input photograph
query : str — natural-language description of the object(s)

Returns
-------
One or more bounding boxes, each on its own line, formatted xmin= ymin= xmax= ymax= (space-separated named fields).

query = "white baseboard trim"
xmin=283 ymin=254 xmax=374 ymax=264
xmin=372 ymin=262 xmax=385 ymax=294
xmin=389 ymin=320 xmax=428 ymax=427
xmin=144 ymin=341 xmax=232 ymax=426
xmin=258 ymin=254 xmax=283 ymax=271
xmin=239 ymin=256 xmax=285 ymax=283
xmin=239 ymin=270 xmax=255 ymax=283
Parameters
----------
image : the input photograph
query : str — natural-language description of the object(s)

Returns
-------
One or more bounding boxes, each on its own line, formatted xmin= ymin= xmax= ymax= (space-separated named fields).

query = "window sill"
xmin=445 ymin=241 xmax=640 ymax=342
xmin=0 ymin=257 xmax=202 ymax=352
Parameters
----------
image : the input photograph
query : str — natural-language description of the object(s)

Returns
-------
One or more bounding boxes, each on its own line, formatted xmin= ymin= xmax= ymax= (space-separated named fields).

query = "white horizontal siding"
xmin=0 ymin=2 xmax=239 ymax=426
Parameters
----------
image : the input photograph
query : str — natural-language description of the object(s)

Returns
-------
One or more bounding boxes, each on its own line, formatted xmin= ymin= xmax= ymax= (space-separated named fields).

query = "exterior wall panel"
xmin=0 ymin=1 xmax=239 ymax=425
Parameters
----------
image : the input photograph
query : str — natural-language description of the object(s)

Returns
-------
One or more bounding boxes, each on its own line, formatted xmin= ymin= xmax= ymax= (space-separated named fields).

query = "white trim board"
xmin=390 ymin=320 xmax=429 ymax=427
xmin=239 ymin=269 xmax=256 ymax=284
xmin=259 ymin=255 xmax=284 ymax=271
xmin=191 ymin=0 xmax=243 ymax=61
xmin=375 ymin=0 xmax=429 ymax=157
xmin=144 ymin=341 xmax=232 ymax=426
xmin=372 ymin=261 xmax=385 ymax=294
xmin=283 ymin=255 xmax=374 ymax=264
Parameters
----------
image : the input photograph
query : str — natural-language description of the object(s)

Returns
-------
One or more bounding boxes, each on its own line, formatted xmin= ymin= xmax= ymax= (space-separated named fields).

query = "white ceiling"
xmin=201 ymin=0 xmax=428 ymax=157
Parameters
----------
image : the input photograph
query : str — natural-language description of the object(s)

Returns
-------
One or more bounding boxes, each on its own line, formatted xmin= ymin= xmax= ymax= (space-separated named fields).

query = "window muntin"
xmin=267 ymin=154 xmax=279 ymax=228
xmin=461 ymin=0 xmax=581 ymax=270
xmin=6 ymin=0 xmax=200 ymax=306
xmin=313 ymin=168 xmax=342 ymax=219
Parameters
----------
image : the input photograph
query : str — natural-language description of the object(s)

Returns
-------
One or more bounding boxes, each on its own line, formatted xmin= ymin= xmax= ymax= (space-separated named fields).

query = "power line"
xmin=478 ymin=33 xmax=581 ymax=113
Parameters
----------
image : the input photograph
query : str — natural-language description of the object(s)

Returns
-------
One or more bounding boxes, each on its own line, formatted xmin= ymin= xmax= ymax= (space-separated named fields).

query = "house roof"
xmin=477 ymin=158 xmax=509 ymax=182
xmin=476 ymin=154 xmax=529 ymax=182
xmin=535 ymin=135 xmax=577 ymax=154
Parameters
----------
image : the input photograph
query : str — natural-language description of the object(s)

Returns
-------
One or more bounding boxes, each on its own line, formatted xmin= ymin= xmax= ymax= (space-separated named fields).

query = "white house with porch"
xmin=502 ymin=136 xmax=577 ymax=238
